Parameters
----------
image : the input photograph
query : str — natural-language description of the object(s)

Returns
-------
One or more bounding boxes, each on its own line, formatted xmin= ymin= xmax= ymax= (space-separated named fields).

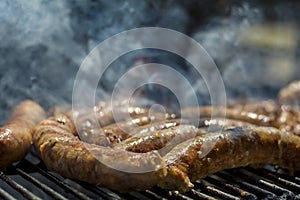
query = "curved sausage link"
xmin=198 ymin=117 xmax=256 ymax=129
xmin=0 ymin=100 xmax=46 ymax=167
xmin=72 ymin=105 xmax=150 ymax=129
xmin=158 ymin=126 xmax=300 ymax=192
xmin=33 ymin=114 xmax=166 ymax=192
xmin=115 ymin=122 xmax=200 ymax=155
xmin=78 ymin=113 xmax=177 ymax=146
xmin=181 ymin=106 xmax=274 ymax=126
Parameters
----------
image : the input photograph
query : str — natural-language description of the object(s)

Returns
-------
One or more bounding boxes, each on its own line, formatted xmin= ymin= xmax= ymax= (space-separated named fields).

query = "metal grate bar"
xmin=207 ymin=174 xmax=257 ymax=200
xmin=238 ymin=169 xmax=294 ymax=198
xmin=0 ymin=186 xmax=16 ymax=200
xmin=294 ymin=177 xmax=300 ymax=185
xmin=188 ymin=189 xmax=218 ymax=200
xmin=32 ymin=163 xmax=93 ymax=200
xmin=148 ymin=187 xmax=178 ymax=199
xmin=195 ymin=180 xmax=240 ymax=200
xmin=259 ymin=168 xmax=300 ymax=192
xmin=0 ymin=172 xmax=41 ymax=200
xmin=7 ymin=155 xmax=298 ymax=199
xmin=169 ymin=191 xmax=193 ymax=200
xmin=79 ymin=184 xmax=120 ymax=199
xmin=124 ymin=192 xmax=153 ymax=200
xmin=259 ymin=179 xmax=294 ymax=198
xmin=218 ymin=171 xmax=277 ymax=199
xmin=16 ymin=168 xmax=68 ymax=200
xmin=143 ymin=189 xmax=168 ymax=200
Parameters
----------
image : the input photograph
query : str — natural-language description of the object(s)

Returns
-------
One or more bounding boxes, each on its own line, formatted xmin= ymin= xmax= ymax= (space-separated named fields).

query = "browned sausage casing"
xmin=78 ymin=115 xmax=158 ymax=146
xmin=116 ymin=123 xmax=200 ymax=155
xmin=158 ymin=126 xmax=300 ymax=192
xmin=181 ymin=106 xmax=274 ymax=126
xmin=182 ymin=102 xmax=300 ymax=136
xmin=79 ymin=113 xmax=177 ymax=146
xmin=198 ymin=117 xmax=256 ymax=129
xmin=0 ymin=100 xmax=46 ymax=167
xmin=33 ymin=114 xmax=166 ymax=192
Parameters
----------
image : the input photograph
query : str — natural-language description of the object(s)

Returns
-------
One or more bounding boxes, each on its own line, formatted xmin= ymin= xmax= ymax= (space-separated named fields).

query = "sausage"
xmin=78 ymin=115 xmax=156 ymax=146
xmin=0 ymin=100 xmax=46 ymax=167
xmin=198 ymin=117 xmax=256 ymax=129
xmin=70 ymin=105 xmax=152 ymax=146
xmin=33 ymin=114 xmax=166 ymax=192
xmin=182 ymin=102 xmax=300 ymax=136
xmin=72 ymin=106 xmax=151 ymax=138
xmin=116 ymin=123 xmax=200 ymax=155
xmin=278 ymin=80 xmax=300 ymax=106
xmin=125 ymin=118 xmax=188 ymax=137
xmin=78 ymin=113 xmax=177 ymax=146
xmin=275 ymin=105 xmax=300 ymax=136
xmin=181 ymin=106 xmax=275 ymax=126
xmin=72 ymin=105 xmax=150 ymax=128
xmin=158 ymin=126 xmax=300 ymax=192
xmin=100 ymin=113 xmax=177 ymax=144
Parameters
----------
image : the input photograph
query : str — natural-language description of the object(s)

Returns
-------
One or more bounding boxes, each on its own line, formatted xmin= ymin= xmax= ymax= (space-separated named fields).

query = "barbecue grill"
xmin=1 ymin=1 xmax=300 ymax=200
xmin=0 ymin=152 xmax=299 ymax=200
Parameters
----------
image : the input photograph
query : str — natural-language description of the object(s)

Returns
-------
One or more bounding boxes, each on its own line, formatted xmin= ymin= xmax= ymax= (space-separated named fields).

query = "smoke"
xmin=0 ymin=0 xmax=191 ymax=123
xmin=192 ymin=2 xmax=300 ymax=100
xmin=0 ymin=0 xmax=300 ymax=124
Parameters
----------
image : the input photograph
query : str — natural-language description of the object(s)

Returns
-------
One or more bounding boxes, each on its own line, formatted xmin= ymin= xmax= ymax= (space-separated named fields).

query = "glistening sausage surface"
xmin=116 ymin=123 xmax=199 ymax=155
xmin=181 ymin=106 xmax=274 ymax=126
xmin=33 ymin=114 xmax=166 ymax=192
xmin=79 ymin=113 xmax=177 ymax=146
xmin=158 ymin=126 xmax=300 ymax=192
xmin=0 ymin=100 xmax=46 ymax=167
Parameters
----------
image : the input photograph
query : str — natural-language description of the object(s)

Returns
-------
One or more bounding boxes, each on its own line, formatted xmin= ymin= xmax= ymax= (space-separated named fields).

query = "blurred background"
xmin=0 ymin=0 xmax=299 ymax=123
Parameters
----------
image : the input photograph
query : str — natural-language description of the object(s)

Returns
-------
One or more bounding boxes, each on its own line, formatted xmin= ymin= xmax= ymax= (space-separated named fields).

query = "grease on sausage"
xmin=33 ymin=114 xmax=167 ymax=192
xmin=0 ymin=100 xmax=46 ymax=167
xmin=158 ymin=126 xmax=300 ymax=192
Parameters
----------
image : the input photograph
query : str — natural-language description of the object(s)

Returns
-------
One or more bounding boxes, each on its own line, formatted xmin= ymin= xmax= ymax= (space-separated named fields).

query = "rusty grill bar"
xmin=0 ymin=154 xmax=300 ymax=200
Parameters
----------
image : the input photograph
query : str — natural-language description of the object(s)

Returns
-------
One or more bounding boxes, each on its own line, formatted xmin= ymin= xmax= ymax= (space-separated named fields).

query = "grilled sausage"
xmin=33 ymin=114 xmax=166 ymax=192
xmin=158 ymin=126 xmax=300 ymax=192
xmin=198 ymin=118 xmax=256 ymax=129
xmin=100 ymin=113 xmax=177 ymax=144
xmin=123 ymin=118 xmax=188 ymax=137
xmin=70 ymin=105 xmax=152 ymax=146
xmin=182 ymin=101 xmax=300 ymax=136
xmin=228 ymin=100 xmax=278 ymax=116
xmin=116 ymin=123 xmax=199 ymax=155
xmin=181 ymin=106 xmax=274 ymax=126
xmin=0 ymin=100 xmax=46 ymax=167
xmin=79 ymin=113 xmax=177 ymax=146
xmin=275 ymin=105 xmax=300 ymax=136
xmin=278 ymin=80 xmax=300 ymax=106
xmin=72 ymin=105 xmax=150 ymax=128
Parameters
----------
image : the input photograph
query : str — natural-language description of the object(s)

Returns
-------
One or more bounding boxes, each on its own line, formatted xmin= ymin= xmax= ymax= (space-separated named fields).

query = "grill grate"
xmin=0 ymin=153 xmax=300 ymax=200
